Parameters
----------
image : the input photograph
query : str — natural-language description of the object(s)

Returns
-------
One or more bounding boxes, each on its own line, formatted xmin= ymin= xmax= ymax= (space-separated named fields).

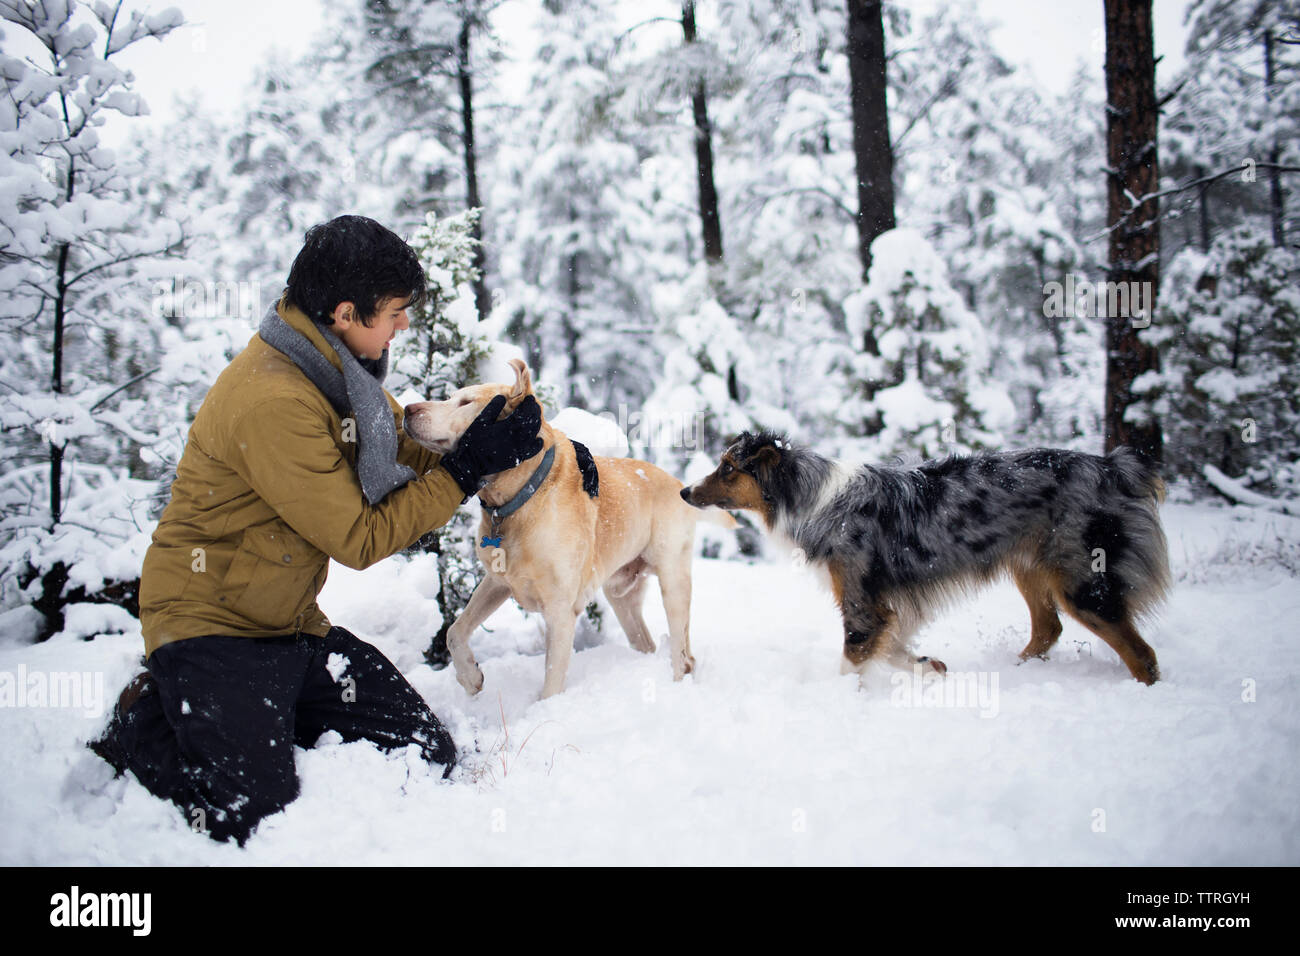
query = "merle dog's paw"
xmin=917 ymin=656 xmax=947 ymax=675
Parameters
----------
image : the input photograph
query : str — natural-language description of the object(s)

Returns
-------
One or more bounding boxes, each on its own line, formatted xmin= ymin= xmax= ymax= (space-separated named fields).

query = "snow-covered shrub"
xmin=837 ymin=229 xmax=1015 ymax=460
xmin=646 ymin=297 xmax=756 ymax=471
xmin=0 ymin=465 xmax=157 ymax=641
xmin=644 ymin=265 xmax=798 ymax=474
xmin=1146 ymin=228 xmax=1300 ymax=493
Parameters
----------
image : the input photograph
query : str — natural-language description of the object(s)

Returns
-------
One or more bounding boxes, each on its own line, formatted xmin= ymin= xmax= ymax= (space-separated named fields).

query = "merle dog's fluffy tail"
xmin=1101 ymin=447 xmax=1171 ymax=619
xmin=1106 ymin=446 xmax=1167 ymax=505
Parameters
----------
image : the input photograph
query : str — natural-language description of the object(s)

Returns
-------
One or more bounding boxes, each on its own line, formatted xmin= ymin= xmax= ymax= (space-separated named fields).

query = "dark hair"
xmin=284 ymin=215 xmax=427 ymax=326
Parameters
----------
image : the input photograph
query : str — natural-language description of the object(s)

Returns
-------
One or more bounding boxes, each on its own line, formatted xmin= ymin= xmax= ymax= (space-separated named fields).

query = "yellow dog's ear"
xmin=507 ymin=358 xmax=533 ymax=405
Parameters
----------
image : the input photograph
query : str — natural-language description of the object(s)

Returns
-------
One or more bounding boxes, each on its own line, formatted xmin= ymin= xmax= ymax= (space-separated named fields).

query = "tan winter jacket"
xmin=138 ymin=299 xmax=462 ymax=657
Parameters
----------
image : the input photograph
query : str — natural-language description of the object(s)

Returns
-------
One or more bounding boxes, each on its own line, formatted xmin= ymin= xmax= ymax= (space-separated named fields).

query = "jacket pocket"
xmin=221 ymin=526 xmax=323 ymax=631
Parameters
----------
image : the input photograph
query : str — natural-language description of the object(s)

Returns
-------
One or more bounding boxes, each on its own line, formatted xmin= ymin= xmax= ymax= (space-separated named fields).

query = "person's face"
xmin=331 ymin=296 xmax=412 ymax=360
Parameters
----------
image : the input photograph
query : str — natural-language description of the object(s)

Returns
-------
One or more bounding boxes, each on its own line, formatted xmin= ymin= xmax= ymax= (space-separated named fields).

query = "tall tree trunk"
xmin=41 ymin=241 xmax=70 ymax=638
xmin=1263 ymin=28 xmax=1286 ymax=248
xmin=565 ymin=203 xmax=585 ymax=408
xmin=1103 ymin=0 xmax=1162 ymax=462
xmin=847 ymin=0 xmax=896 ymax=280
xmin=51 ymin=242 xmax=68 ymax=529
xmin=458 ymin=15 xmax=492 ymax=320
xmin=1194 ymin=163 xmax=1211 ymax=252
xmin=682 ymin=2 xmax=724 ymax=265
xmin=39 ymin=104 xmax=77 ymax=639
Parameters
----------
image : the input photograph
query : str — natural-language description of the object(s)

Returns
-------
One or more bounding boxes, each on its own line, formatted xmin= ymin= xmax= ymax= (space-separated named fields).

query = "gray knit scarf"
xmin=258 ymin=302 xmax=416 ymax=505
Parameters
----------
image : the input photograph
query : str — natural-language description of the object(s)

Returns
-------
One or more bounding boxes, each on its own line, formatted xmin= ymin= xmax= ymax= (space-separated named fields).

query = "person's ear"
xmin=331 ymin=301 xmax=357 ymax=330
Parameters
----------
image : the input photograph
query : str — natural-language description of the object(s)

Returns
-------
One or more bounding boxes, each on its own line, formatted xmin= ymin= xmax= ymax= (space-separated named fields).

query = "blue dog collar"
xmin=480 ymin=444 xmax=556 ymax=546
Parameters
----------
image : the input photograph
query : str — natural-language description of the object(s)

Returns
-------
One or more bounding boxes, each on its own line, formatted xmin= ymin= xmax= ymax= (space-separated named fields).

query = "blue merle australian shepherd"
xmin=681 ymin=432 xmax=1169 ymax=685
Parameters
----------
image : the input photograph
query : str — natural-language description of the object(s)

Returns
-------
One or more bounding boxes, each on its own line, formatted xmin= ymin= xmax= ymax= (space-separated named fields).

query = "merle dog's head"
xmin=679 ymin=431 xmax=788 ymax=524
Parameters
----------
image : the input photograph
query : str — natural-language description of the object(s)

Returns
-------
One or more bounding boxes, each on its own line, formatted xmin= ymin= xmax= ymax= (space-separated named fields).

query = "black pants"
xmin=108 ymin=627 xmax=456 ymax=845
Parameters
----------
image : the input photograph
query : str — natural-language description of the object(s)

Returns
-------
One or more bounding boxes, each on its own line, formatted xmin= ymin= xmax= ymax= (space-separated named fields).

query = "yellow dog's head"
xmin=403 ymin=358 xmax=537 ymax=455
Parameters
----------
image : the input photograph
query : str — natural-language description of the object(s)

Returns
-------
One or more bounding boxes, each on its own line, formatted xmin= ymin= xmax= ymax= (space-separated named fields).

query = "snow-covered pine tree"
xmin=707 ymin=0 xmax=863 ymax=447
xmin=1161 ymin=23 xmax=1260 ymax=258
xmin=394 ymin=209 xmax=490 ymax=395
xmin=1146 ymin=227 xmax=1300 ymax=494
xmin=1163 ymin=0 xmax=1300 ymax=258
xmin=889 ymin=3 xmax=1089 ymax=449
xmin=839 ymin=228 xmax=1014 ymax=461
xmin=644 ymin=284 xmax=775 ymax=473
xmin=490 ymin=0 xmax=656 ymax=414
xmin=223 ymin=54 xmax=363 ymax=299
xmin=1183 ymin=0 xmax=1300 ymax=248
xmin=126 ymin=93 xmax=264 ymax=462
xmin=362 ymin=0 xmax=503 ymax=319
xmin=130 ymin=2 xmax=431 ymax=321
xmin=1025 ymin=65 xmax=1109 ymax=448
xmin=0 ymin=0 xmax=187 ymax=641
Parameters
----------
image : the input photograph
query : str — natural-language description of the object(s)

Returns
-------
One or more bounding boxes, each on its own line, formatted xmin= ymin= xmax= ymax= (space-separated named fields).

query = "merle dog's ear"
xmin=753 ymin=445 xmax=781 ymax=469
xmin=747 ymin=444 xmax=781 ymax=504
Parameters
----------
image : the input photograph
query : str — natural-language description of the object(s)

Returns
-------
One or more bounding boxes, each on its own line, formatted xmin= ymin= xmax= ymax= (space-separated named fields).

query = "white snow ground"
xmin=1 ymin=501 xmax=1297 ymax=865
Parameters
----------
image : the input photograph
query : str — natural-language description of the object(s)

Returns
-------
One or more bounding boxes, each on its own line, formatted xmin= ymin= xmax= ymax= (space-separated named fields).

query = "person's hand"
xmin=440 ymin=395 xmax=545 ymax=495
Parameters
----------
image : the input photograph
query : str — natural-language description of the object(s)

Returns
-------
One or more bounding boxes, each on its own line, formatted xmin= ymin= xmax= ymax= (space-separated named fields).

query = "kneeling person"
xmin=91 ymin=215 xmax=542 ymax=845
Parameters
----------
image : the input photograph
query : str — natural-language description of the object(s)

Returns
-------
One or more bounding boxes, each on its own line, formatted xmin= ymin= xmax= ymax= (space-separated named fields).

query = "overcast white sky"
xmin=94 ymin=0 xmax=1193 ymax=144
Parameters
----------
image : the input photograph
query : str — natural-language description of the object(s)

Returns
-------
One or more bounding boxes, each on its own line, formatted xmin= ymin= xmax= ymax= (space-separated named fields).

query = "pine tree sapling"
xmin=840 ymin=229 xmax=1014 ymax=461
xmin=393 ymin=210 xmax=492 ymax=665
xmin=1 ymin=1 xmax=186 ymax=640
xmin=644 ymin=276 xmax=794 ymax=473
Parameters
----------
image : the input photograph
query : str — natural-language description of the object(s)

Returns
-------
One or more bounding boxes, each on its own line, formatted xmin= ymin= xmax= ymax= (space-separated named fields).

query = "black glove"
xmin=440 ymin=394 xmax=545 ymax=495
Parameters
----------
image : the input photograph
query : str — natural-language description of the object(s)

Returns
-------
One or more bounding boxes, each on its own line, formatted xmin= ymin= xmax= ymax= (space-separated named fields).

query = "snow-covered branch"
xmin=1203 ymin=465 xmax=1300 ymax=517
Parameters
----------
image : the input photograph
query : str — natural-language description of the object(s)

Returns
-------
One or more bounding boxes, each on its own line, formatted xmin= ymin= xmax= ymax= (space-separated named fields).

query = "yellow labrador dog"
xmin=404 ymin=359 xmax=736 ymax=699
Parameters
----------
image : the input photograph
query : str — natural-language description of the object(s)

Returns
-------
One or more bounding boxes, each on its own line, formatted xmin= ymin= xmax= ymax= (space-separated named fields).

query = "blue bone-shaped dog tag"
xmin=481 ymin=536 xmax=502 ymax=548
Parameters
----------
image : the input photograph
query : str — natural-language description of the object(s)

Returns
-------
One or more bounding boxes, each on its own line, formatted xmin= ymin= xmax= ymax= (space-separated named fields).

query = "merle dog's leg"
xmin=839 ymin=601 xmax=910 ymax=680
xmin=1060 ymin=597 xmax=1161 ymax=684
xmin=834 ymin=566 xmax=943 ymax=680
xmin=832 ymin=564 xmax=896 ymax=677
xmin=1013 ymin=566 xmax=1064 ymax=662
xmin=1055 ymin=501 xmax=1162 ymax=683
xmin=1057 ymin=562 xmax=1160 ymax=684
